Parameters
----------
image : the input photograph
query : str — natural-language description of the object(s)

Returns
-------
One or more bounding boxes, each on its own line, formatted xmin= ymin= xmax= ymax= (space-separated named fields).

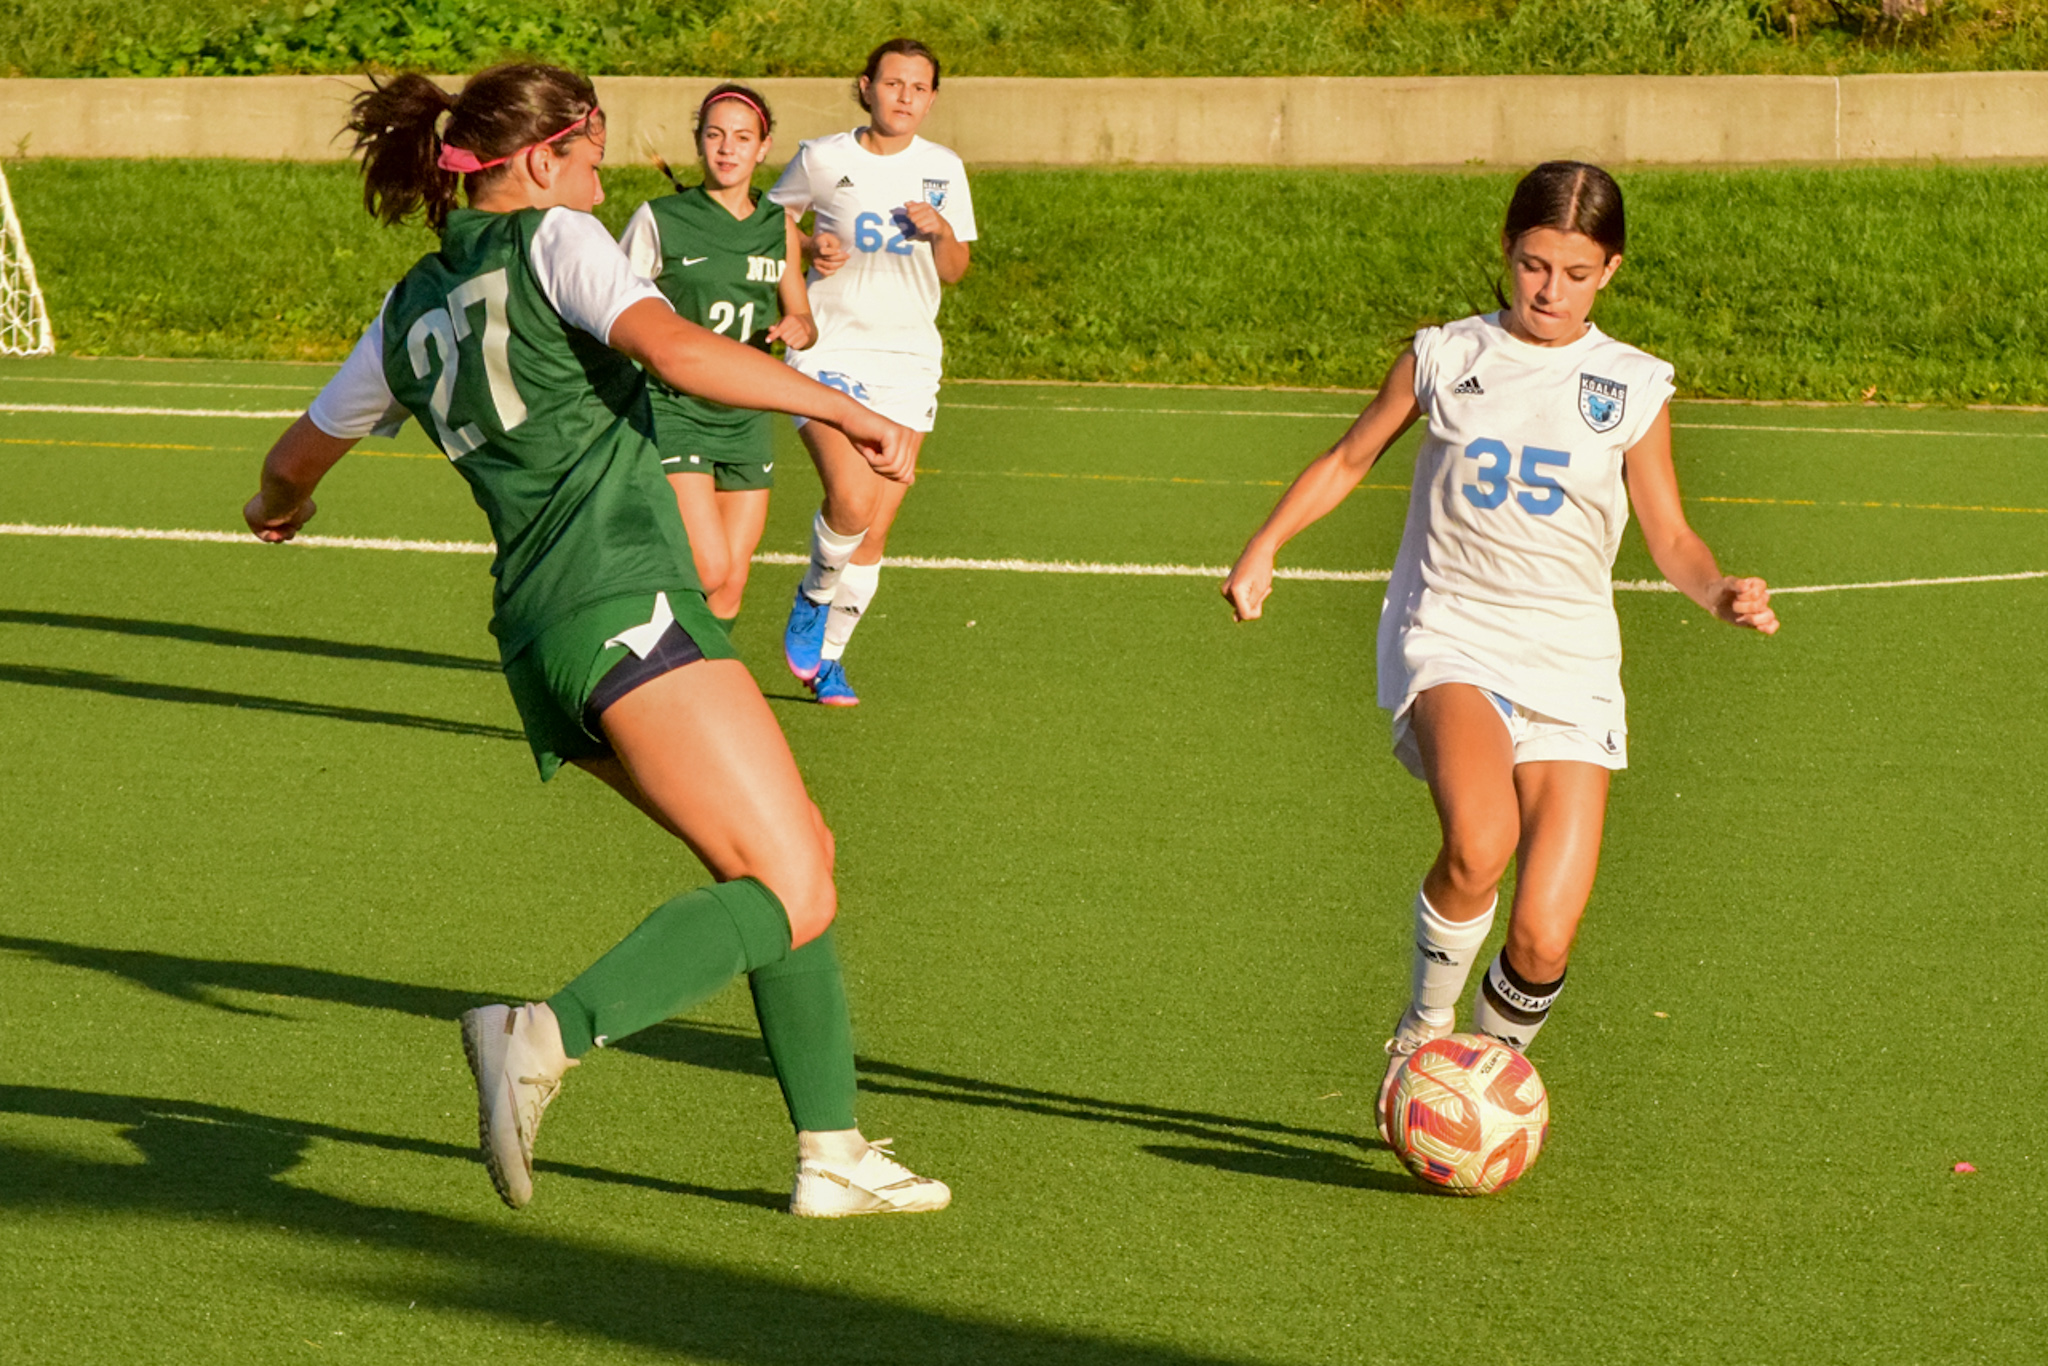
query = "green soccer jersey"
xmin=375 ymin=207 xmax=701 ymax=656
xmin=619 ymin=187 xmax=787 ymax=439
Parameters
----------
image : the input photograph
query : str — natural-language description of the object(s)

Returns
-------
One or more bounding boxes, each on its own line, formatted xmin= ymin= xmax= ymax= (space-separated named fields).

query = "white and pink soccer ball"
xmin=1381 ymin=1033 xmax=1549 ymax=1195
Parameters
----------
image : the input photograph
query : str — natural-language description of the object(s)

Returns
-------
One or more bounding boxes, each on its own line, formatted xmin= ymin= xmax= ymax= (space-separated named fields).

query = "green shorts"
xmin=500 ymin=589 xmax=736 ymax=781
xmin=652 ymin=399 xmax=775 ymax=492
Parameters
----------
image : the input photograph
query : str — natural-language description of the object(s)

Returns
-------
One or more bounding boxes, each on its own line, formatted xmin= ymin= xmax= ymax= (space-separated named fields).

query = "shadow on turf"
xmin=2 ymin=934 xmax=1400 ymax=1190
xmin=0 ymin=608 xmax=499 ymax=672
xmin=0 ymin=1084 xmax=1262 ymax=1366
xmin=0 ymin=662 xmax=521 ymax=740
xmin=1140 ymin=1144 xmax=1420 ymax=1194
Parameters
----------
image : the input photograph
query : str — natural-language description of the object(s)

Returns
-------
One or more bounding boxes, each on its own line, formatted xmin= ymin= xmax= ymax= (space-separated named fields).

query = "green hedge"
xmin=8 ymin=0 xmax=2048 ymax=80
xmin=10 ymin=158 xmax=2047 ymax=404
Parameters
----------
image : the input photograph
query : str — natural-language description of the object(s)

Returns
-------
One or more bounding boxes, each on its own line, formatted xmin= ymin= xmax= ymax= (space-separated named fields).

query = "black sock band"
xmin=1480 ymin=954 xmax=1565 ymax=1027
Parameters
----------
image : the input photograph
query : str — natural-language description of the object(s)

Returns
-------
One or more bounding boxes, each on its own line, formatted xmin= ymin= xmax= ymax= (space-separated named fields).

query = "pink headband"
xmin=437 ymin=107 xmax=599 ymax=175
xmin=700 ymin=91 xmax=768 ymax=131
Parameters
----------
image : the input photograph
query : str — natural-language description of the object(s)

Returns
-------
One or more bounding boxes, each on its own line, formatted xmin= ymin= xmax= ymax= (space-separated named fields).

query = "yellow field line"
xmin=1 ymin=437 xmax=214 ymax=452
xmin=933 ymin=469 xmax=2048 ymax=514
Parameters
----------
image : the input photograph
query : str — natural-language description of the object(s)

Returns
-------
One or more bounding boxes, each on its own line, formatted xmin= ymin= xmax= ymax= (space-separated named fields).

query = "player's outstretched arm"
xmin=609 ymin=298 xmax=915 ymax=482
xmin=1623 ymin=405 xmax=1780 ymax=635
xmin=244 ymin=414 xmax=358 ymax=542
xmin=1222 ymin=349 xmax=1422 ymax=622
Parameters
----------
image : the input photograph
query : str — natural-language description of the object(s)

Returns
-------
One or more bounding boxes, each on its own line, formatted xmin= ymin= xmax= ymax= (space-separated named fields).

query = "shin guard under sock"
xmin=1411 ymin=888 xmax=1496 ymax=1031
xmin=821 ymin=561 xmax=879 ymax=662
xmin=1473 ymin=951 xmax=1566 ymax=1052
xmin=548 ymin=877 xmax=792 ymax=1058
xmin=748 ymin=928 xmax=859 ymax=1133
xmin=800 ymin=512 xmax=865 ymax=605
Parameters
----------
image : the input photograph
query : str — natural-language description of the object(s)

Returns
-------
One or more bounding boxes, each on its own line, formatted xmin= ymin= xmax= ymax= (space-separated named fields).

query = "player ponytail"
xmin=347 ymin=64 xmax=601 ymax=233
xmin=854 ymin=38 xmax=942 ymax=112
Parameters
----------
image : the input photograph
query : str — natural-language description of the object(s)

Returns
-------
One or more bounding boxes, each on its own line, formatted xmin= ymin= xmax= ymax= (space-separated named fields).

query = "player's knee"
xmin=776 ymin=867 xmax=838 ymax=947
xmin=1442 ymin=830 xmax=1515 ymax=894
xmin=717 ymin=561 xmax=752 ymax=605
xmin=695 ymin=543 xmax=733 ymax=599
xmin=1506 ymin=926 xmax=1574 ymax=982
xmin=823 ymin=486 xmax=878 ymax=537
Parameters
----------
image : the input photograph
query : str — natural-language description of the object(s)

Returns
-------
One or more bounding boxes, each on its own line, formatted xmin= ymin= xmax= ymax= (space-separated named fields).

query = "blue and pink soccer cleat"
xmin=808 ymin=659 xmax=859 ymax=707
xmin=783 ymin=591 xmax=829 ymax=681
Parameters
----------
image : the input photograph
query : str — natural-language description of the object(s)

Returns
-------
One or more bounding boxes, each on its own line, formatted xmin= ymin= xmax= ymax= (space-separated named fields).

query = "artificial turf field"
xmin=3 ymin=355 xmax=2046 ymax=1363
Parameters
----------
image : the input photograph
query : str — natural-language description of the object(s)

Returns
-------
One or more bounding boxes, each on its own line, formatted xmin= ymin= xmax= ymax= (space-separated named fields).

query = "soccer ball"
xmin=1382 ymin=1034 xmax=1549 ymax=1195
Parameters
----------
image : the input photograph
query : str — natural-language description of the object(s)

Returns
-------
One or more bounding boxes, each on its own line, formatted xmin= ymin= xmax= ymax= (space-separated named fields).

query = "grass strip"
xmin=10 ymin=0 xmax=2048 ymax=80
xmin=10 ymin=158 xmax=2047 ymax=403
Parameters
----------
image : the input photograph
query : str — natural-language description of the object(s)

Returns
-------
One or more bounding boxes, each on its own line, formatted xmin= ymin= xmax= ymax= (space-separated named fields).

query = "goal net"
xmin=1 ymin=163 xmax=54 ymax=357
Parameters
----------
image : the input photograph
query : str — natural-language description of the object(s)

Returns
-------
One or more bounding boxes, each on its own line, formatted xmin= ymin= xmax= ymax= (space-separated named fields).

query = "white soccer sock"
xmin=799 ymin=511 xmax=865 ymax=605
xmin=1473 ymin=952 xmax=1566 ymax=1053
xmin=1410 ymin=887 xmax=1496 ymax=1032
xmin=798 ymin=1127 xmax=868 ymax=1167
xmin=821 ymin=561 xmax=879 ymax=662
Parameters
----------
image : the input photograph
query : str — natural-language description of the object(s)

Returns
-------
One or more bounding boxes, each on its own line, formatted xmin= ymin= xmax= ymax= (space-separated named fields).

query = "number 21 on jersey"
xmin=707 ymin=299 xmax=755 ymax=343
xmin=1461 ymin=438 xmax=1571 ymax=516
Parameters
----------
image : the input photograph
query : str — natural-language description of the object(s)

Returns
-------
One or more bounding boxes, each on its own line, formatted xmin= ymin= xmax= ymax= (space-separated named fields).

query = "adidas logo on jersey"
xmin=1452 ymin=375 xmax=1485 ymax=395
xmin=835 ymin=176 xmax=855 ymax=188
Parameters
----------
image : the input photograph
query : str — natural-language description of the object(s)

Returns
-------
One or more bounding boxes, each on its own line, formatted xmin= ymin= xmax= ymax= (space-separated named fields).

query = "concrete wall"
xmin=5 ymin=72 xmax=2047 ymax=166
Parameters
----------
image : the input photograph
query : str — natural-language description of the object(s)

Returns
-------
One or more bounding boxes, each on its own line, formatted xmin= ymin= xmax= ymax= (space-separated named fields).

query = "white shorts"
xmin=785 ymin=352 xmax=939 ymax=434
xmin=1390 ymin=689 xmax=1627 ymax=780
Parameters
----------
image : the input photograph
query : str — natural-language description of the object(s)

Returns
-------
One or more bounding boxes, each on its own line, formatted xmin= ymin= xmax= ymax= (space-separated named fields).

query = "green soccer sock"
xmin=748 ymin=928 xmax=858 ymax=1132
xmin=548 ymin=877 xmax=791 ymax=1059
xmin=714 ymin=614 xmax=739 ymax=632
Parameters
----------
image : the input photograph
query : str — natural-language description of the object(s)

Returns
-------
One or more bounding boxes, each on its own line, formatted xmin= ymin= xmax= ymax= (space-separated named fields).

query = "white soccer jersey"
xmin=768 ymin=130 xmax=976 ymax=370
xmin=1376 ymin=312 xmax=1677 ymax=735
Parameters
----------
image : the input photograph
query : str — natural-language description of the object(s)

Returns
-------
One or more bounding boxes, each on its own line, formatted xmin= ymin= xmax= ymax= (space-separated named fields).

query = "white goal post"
xmin=1 ymin=162 xmax=55 ymax=357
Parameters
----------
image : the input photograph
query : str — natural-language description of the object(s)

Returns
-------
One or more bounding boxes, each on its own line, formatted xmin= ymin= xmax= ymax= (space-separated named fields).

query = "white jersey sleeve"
xmin=307 ymin=298 xmax=407 ymax=440
xmin=1409 ymin=324 xmax=1446 ymax=409
xmin=767 ymin=145 xmax=816 ymax=216
xmin=1615 ymin=360 xmax=1676 ymax=453
xmin=529 ymin=207 xmax=668 ymax=343
xmin=936 ymin=152 xmax=977 ymax=243
xmin=616 ymin=202 xmax=664 ymax=282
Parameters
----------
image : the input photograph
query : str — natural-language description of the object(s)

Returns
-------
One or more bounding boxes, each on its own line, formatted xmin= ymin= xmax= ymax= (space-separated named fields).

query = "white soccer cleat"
xmin=789 ymin=1139 xmax=952 ymax=1218
xmin=460 ymin=1002 xmax=575 ymax=1210
xmin=1376 ymin=1007 xmax=1454 ymax=1146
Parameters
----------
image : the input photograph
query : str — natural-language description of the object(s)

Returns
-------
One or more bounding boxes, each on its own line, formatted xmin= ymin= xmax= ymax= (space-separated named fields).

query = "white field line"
xmin=1767 ymin=569 xmax=2048 ymax=595
xmin=10 ymin=399 xmax=2048 ymax=441
xmin=1673 ymin=422 xmax=2048 ymax=440
xmin=4 ymin=522 xmax=2044 ymax=596
xmin=0 ymin=523 xmax=493 ymax=554
xmin=0 ymin=375 xmax=319 ymax=393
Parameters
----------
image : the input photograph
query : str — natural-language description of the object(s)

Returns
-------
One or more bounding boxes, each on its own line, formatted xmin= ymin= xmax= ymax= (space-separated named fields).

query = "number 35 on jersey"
xmin=1460 ymin=438 xmax=1573 ymax=517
